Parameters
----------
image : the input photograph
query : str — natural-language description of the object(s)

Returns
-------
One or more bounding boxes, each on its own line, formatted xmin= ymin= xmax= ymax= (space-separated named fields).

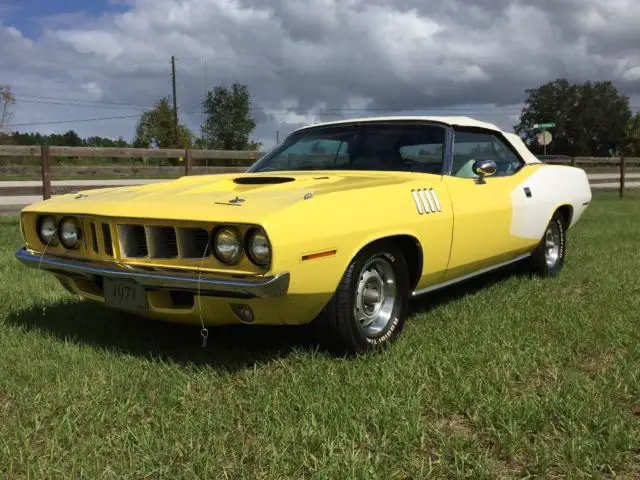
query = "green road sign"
xmin=534 ymin=122 xmax=556 ymax=129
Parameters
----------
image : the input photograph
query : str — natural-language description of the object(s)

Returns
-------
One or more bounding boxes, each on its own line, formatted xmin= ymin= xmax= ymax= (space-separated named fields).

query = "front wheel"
xmin=528 ymin=210 xmax=567 ymax=277
xmin=312 ymin=241 xmax=410 ymax=355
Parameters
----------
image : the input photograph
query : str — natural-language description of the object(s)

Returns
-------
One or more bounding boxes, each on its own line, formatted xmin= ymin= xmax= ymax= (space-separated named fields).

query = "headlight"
xmin=246 ymin=228 xmax=270 ymax=267
xmin=38 ymin=215 xmax=58 ymax=246
xmin=59 ymin=217 xmax=82 ymax=249
xmin=213 ymin=227 xmax=242 ymax=264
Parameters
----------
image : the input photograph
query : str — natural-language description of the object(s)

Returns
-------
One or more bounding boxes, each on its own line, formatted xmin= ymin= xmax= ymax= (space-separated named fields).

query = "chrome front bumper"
xmin=15 ymin=247 xmax=290 ymax=299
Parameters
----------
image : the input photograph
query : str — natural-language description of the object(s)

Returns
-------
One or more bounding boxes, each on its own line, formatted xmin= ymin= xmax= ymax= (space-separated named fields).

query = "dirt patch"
xmin=433 ymin=412 xmax=475 ymax=439
xmin=560 ymin=283 xmax=589 ymax=298
xmin=526 ymin=365 xmax=561 ymax=390
xmin=580 ymin=348 xmax=617 ymax=379
xmin=487 ymin=456 xmax=526 ymax=479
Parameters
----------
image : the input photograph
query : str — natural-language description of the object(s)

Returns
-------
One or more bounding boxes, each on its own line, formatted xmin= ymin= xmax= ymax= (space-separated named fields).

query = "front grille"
xmin=147 ymin=226 xmax=178 ymax=259
xmin=116 ymin=224 xmax=212 ymax=260
xmin=90 ymin=222 xmax=99 ymax=253
xmin=118 ymin=224 xmax=148 ymax=258
xmin=176 ymin=228 xmax=210 ymax=259
xmin=102 ymin=223 xmax=114 ymax=256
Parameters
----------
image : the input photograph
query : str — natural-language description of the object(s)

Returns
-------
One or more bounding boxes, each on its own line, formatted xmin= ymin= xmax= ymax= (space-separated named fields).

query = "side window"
xmin=451 ymin=130 xmax=524 ymax=178
xmin=399 ymin=143 xmax=444 ymax=174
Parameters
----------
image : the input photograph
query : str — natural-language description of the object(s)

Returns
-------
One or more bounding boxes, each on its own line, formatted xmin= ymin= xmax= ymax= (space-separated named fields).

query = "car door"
xmin=442 ymin=127 xmax=536 ymax=282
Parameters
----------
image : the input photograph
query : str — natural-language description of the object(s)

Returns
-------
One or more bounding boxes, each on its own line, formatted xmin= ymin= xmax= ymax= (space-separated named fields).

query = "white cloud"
xmin=54 ymin=30 xmax=124 ymax=60
xmin=1 ymin=0 xmax=640 ymax=146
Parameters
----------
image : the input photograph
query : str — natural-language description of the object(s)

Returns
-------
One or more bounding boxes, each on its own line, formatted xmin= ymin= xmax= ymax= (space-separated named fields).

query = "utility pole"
xmin=171 ymin=55 xmax=179 ymax=147
xmin=204 ymin=58 xmax=209 ymax=150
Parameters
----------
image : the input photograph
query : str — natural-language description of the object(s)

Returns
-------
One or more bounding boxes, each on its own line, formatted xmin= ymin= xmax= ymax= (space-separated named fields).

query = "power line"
xmin=14 ymin=93 xmax=152 ymax=108
xmin=5 ymin=114 xmax=144 ymax=128
xmin=15 ymin=93 xmax=640 ymax=115
xmin=13 ymin=89 xmax=532 ymax=112
xmin=16 ymin=98 xmax=151 ymax=111
xmin=5 ymin=110 xmax=498 ymax=128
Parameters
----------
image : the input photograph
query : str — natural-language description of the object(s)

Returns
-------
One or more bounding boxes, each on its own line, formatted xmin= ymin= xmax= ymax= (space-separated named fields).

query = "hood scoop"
xmin=233 ymin=176 xmax=295 ymax=185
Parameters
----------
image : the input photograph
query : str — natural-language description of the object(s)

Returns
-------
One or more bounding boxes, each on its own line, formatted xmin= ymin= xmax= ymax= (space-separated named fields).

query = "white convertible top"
xmin=295 ymin=115 xmax=541 ymax=164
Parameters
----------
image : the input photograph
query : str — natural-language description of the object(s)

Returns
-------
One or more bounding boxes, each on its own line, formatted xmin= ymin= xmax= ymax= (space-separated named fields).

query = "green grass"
xmin=1 ymin=194 xmax=639 ymax=479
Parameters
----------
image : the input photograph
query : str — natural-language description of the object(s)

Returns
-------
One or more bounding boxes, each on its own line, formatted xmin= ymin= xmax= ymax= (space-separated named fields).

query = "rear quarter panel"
xmin=509 ymin=164 xmax=592 ymax=241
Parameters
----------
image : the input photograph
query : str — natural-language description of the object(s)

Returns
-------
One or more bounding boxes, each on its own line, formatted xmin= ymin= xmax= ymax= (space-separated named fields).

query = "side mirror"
xmin=472 ymin=159 xmax=497 ymax=184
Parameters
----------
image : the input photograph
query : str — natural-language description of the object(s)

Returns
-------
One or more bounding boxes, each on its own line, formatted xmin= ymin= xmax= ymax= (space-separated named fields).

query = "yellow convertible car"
xmin=16 ymin=116 xmax=592 ymax=354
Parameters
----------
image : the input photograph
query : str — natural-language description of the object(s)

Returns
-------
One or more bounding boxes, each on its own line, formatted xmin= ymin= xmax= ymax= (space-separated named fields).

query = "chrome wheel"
xmin=354 ymin=257 xmax=397 ymax=336
xmin=545 ymin=221 xmax=561 ymax=267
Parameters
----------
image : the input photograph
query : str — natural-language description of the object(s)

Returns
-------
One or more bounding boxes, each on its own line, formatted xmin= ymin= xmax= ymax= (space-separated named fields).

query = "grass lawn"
xmin=1 ymin=193 xmax=639 ymax=478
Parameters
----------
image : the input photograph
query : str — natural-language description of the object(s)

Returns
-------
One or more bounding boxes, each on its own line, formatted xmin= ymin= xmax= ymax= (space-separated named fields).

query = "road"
xmin=0 ymin=175 xmax=638 ymax=211
xmin=0 ymin=179 xmax=171 ymax=188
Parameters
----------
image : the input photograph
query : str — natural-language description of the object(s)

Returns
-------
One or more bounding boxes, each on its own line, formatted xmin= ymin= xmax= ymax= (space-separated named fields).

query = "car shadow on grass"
xmin=407 ymin=261 xmax=531 ymax=315
xmin=5 ymin=261 xmax=531 ymax=370
xmin=5 ymin=301 xmax=317 ymax=372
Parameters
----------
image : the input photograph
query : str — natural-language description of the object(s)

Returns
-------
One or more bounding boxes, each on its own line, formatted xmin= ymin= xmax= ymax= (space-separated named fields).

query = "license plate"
xmin=103 ymin=278 xmax=148 ymax=314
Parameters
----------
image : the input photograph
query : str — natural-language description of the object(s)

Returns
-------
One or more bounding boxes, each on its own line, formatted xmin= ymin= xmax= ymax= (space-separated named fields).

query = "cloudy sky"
xmin=2 ymin=0 xmax=640 ymax=149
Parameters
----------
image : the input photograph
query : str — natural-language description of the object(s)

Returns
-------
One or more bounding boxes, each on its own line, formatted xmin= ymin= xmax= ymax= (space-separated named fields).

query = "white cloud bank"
xmin=2 ymin=0 xmax=640 ymax=148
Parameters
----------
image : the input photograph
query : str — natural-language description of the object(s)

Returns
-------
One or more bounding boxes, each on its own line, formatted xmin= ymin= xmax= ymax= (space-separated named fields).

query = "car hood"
xmin=22 ymin=171 xmax=418 ymax=223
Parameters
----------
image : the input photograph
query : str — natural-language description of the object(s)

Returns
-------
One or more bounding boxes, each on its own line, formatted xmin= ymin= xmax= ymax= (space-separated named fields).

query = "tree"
xmin=514 ymin=79 xmax=632 ymax=156
xmin=134 ymin=97 xmax=193 ymax=149
xmin=625 ymin=113 xmax=640 ymax=156
xmin=0 ymin=85 xmax=16 ymax=144
xmin=200 ymin=81 xmax=260 ymax=150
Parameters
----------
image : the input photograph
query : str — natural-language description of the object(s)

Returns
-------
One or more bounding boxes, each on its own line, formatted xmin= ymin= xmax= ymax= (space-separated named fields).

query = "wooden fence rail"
xmin=1 ymin=145 xmax=638 ymax=200
xmin=0 ymin=145 xmax=265 ymax=199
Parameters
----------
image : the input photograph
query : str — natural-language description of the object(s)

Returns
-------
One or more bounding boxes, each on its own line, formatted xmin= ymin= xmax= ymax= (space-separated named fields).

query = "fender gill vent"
xmin=411 ymin=188 xmax=442 ymax=215
xmin=233 ymin=177 xmax=295 ymax=185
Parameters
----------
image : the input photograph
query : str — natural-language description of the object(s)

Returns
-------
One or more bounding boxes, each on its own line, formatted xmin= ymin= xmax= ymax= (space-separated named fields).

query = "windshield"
xmin=248 ymin=122 xmax=447 ymax=174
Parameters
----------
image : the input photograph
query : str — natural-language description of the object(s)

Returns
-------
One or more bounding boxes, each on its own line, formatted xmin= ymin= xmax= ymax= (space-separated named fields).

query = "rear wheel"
xmin=528 ymin=210 xmax=566 ymax=277
xmin=312 ymin=241 xmax=410 ymax=355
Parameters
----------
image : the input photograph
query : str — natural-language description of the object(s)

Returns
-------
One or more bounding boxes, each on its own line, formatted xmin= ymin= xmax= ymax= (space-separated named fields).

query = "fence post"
xmin=571 ymin=157 xmax=576 ymax=167
xmin=184 ymin=149 xmax=192 ymax=176
xmin=41 ymin=145 xmax=51 ymax=200
xmin=619 ymin=153 xmax=626 ymax=198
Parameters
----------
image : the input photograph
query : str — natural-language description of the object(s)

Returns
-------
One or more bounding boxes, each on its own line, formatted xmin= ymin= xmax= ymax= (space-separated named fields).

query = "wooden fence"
xmin=0 ymin=145 xmax=639 ymax=201
xmin=0 ymin=145 xmax=263 ymax=200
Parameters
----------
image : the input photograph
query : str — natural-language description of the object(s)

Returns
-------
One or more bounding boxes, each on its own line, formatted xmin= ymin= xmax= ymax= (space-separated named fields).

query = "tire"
xmin=312 ymin=241 xmax=410 ymax=355
xmin=528 ymin=210 xmax=567 ymax=277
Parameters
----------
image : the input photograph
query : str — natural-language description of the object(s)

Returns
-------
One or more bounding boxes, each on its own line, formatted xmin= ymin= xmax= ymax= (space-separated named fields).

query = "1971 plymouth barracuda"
xmin=15 ymin=116 xmax=592 ymax=354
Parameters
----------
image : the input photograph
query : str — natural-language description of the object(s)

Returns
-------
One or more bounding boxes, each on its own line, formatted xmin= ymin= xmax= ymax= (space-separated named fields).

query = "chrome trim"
xmin=411 ymin=253 xmax=531 ymax=297
xmin=442 ymin=125 xmax=455 ymax=176
xmin=411 ymin=190 xmax=424 ymax=214
xmin=15 ymin=247 xmax=289 ymax=299
xmin=424 ymin=189 xmax=437 ymax=212
xmin=472 ymin=159 xmax=497 ymax=184
xmin=418 ymin=190 xmax=431 ymax=213
xmin=430 ymin=188 xmax=442 ymax=212
xmin=413 ymin=188 xmax=444 ymax=215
